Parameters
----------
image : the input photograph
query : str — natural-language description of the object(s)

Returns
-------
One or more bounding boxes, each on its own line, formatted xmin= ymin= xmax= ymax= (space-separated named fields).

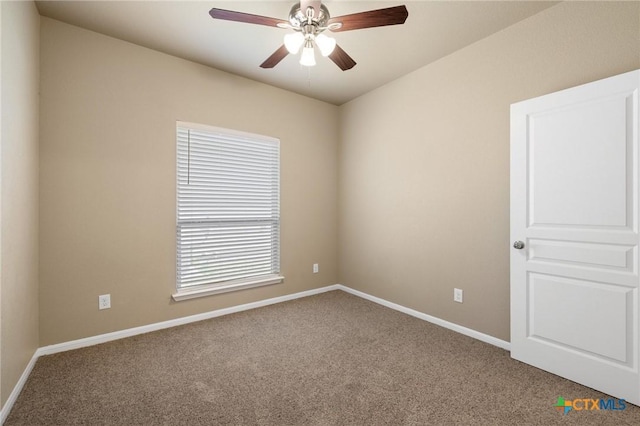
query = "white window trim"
xmin=172 ymin=274 xmax=284 ymax=301
xmin=173 ymin=121 xmax=282 ymax=301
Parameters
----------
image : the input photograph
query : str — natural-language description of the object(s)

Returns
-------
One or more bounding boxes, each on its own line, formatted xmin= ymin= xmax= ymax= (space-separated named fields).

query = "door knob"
xmin=513 ymin=241 xmax=525 ymax=249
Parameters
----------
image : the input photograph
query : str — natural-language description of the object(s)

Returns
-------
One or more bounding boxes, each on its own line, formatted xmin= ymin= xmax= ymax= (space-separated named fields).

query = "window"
xmin=173 ymin=122 xmax=282 ymax=301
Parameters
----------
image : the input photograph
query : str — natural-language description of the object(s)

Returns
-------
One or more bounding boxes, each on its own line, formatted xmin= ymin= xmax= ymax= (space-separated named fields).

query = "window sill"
xmin=172 ymin=275 xmax=285 ymax=302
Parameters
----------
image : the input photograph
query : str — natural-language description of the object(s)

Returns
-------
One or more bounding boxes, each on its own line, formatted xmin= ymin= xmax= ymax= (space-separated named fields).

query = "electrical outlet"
xmin=99 ymin=294 xmax=111 ymax=310
xmin=454 ymin=288 xmax=463 ymax=303
xmin=313 ymin=263 xmax=319 ymax=273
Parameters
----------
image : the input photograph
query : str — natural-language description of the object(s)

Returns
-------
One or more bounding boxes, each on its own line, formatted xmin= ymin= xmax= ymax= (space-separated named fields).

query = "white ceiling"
xmin=35 ymin=0 xmax=558 ymax=105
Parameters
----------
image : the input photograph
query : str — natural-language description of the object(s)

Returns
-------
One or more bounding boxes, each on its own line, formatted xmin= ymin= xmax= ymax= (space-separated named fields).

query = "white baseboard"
xmin=336 ymin=284 xmax=511 ymax=351
xmin=3 ymin=282 xmax=508 ymax=424
xmin=0 ymin=351 xmax=38 ymax=425
xmin=37 ymin=283 xmax=508 ymax=357
xmin=37 ymin=284 xmax=342 ymax=356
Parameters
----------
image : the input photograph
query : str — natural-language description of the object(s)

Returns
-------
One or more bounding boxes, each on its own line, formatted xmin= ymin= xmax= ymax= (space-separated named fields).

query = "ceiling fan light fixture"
xmin=314 ymin=33 xmax=336 ymax=56
xmin=284 ymin=32 xmax=305 ymax=54
xmin=299 ymin=40 xmax=316 ymax=67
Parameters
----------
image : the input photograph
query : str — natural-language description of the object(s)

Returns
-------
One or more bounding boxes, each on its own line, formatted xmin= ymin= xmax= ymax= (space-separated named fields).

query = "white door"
xmin=511 ymin=69 xmax=640 ymax=404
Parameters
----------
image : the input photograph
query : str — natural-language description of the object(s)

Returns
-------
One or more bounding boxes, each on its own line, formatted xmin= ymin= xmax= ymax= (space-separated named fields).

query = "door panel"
xmin=529 ymin=95 xmax=631 ymax=228
xmin=511 ymin=69 xmax=640 ymax=404
xmin=528 ymin=273 xmax=631 ymax=363
xmin=528 ymin=239 xmax=636 ymax=272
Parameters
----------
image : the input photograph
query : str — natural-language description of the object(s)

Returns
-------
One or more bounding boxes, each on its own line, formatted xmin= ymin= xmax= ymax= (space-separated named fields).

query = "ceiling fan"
xmin=209 ymin=1 xmax=408 ymax=71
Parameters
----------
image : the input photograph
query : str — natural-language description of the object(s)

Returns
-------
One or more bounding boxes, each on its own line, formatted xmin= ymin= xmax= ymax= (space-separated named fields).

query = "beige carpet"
xmin=6 ymin=290 xmax=640 ymax=425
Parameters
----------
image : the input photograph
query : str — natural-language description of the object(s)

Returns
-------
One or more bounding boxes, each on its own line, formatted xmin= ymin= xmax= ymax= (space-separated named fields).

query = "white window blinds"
xmin=176 ymin=122 xmax=280 ymax=294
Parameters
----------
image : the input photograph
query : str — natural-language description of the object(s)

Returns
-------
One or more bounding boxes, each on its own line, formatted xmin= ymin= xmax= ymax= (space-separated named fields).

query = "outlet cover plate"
xmin=454 ymin=288 xmax=463 ymax=303
xmin=99 ymin=294 xmax=111 ymax=310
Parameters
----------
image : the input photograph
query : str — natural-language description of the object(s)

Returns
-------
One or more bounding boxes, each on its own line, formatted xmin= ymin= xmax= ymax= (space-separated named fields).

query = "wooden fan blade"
xmin=328 ymin=5 xmax=408 ymax=32
xmin=260 ymin=45 xmax=290 ymax=69
xmin=328 ymin=45 xmax=356 ymax=71
xmin=209 ymin=8 xmax=288 ymax=28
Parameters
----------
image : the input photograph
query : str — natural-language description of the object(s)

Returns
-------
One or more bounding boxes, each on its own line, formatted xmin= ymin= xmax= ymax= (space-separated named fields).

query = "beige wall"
xmin=39 ymin=18 xmax=339 ymax=346
xmin=1 ymin=1 xmax=40 ymax=407
xmin=338 ymin=1 xmax=640 ymax=342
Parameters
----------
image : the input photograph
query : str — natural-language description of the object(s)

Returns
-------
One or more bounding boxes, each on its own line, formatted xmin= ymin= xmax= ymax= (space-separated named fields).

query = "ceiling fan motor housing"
xmin=289 ymin=2 xmax=330 ymax=36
